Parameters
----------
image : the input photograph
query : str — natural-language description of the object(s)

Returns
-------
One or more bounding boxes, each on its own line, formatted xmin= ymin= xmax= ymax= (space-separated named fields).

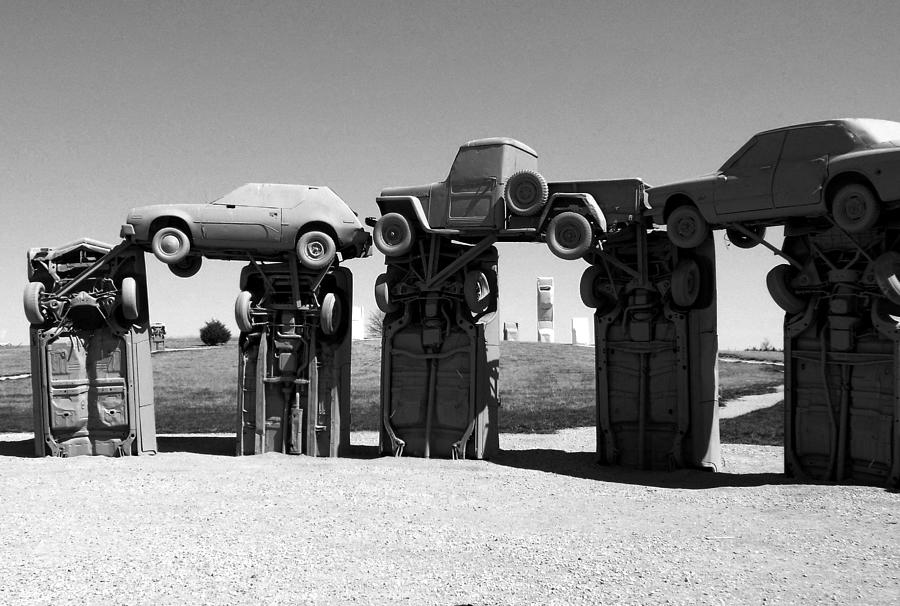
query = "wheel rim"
xmin=557 ymin=219 xmax=582 ymax=249
xmin=842 ymin=194 xmax=866 ymax=221
xmin=305 ymin=240 xmax=326 ymax=260
xmin=514 ymin=182 xmax=536 ymax=206
xmin=159 ymin=234 xmax=183 ymax=256
xmin=675 ymin=216 xmax=697 ymax=241
xmin=384 ymin=223 xmax=404 ymax=246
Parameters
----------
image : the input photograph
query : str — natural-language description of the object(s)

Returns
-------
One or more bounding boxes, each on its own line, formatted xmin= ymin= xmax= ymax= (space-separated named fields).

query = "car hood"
xmin=380 ymin=183 xmax=434 ymax=198
xmin=647 ymin=173 xmax=719 ymax=200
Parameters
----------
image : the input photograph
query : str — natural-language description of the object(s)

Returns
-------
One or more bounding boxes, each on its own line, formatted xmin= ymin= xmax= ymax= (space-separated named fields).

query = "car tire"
xmin=464 ymin=270 xmax=493 ymax=314
xmin=666 ymin=205 xmax=709 ymax=249
xmin=234 ymin=291 xmax=254 ymax=333
xmin=872 ymin=251 xmax=900 ymax=305
xmin=151 ymin=226 xmax=192 ymax=265
xmin=374 ymin=273 xmax=400 ymax=314
xmin=671 ymin=259 xmax=701 ymax=309
xmin=725 ymin=225 xmax=767 ymax=249
xmin=766 ymin=264 xmax=807 ymax=314
xmin=320 ymin=292 xmax=341 ymax=336
xmin=546 ymin=212 xmax=593 ymax=260
xmin=120 ymin=277 xmax=139 ymax=320
xmin=579 ymin=266 xmax=617 ymax=313
xmin=23 ymin=282 xmax=45 ymax=325
xmin=505 ymin=170 xmax=548 ymax=216
xmin=169 ymin=255 xmax=203 ymax=278
xmin=373 ymin=213 xmax=413 ymax=257
xmin=870 ymin=298 xmax=900 ymax=340
xmin=296 ymin=230 xmax=336 ymax=270
xmin=832 ymin=183 xmax=880 ymax=233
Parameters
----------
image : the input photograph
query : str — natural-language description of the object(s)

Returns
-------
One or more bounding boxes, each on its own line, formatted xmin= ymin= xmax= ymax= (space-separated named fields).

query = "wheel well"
xmin=662 ymin=195 xmax=696 ymax=223
xmin=296 ymin=221 xmax=339 ymax=244
xmin=149 ymin=216 xmax=191 ymax=240
xmin=825 ymin=172 xmax=879 ymax=208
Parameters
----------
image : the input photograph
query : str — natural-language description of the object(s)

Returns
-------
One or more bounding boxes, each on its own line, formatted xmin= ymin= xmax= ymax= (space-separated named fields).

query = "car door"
xmin=714 ymin=131 xmax=785 ymax=217
xmin=773 ymin=125 xmax=855 ymax=212
xmin=198 ymin=202 xmax=283 ymax=246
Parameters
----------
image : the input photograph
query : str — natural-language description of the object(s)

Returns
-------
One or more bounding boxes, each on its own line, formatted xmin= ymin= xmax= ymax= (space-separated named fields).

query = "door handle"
xmin=812 ymin=156 xmax=828 ymax=164
xmin=759 ymin=165 xmax=773 ymax=171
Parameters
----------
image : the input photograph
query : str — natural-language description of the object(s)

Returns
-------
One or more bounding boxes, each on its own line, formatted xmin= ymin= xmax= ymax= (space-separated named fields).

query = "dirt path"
xmin=0 ymin=429 xmax=897 ymax=605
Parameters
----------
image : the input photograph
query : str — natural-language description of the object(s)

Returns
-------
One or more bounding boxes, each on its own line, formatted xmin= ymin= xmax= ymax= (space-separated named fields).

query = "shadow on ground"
xmin=0 ymin=438 xmax=34 ymax=457
xmin=490 ymin=448 xmax=795 ymax=489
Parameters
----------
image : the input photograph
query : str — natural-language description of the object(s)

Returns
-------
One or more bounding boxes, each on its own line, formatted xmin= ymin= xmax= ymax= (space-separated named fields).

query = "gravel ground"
xmin=0 ymin=428 xmax=898 ymax=605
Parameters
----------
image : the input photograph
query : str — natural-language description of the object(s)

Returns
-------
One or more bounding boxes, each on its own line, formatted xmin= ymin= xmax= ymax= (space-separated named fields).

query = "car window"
xmin=450 ymin=146 xmax=503 ymax=190
xmin=781 ymin=126 xmax=855 ymax=161
xmin=728 ymin=132 xmax=785 ymax=171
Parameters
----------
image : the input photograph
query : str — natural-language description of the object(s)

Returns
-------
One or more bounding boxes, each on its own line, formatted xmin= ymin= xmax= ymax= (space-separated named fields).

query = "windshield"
xmin=848 ymin=119 xmax=900 ymax=146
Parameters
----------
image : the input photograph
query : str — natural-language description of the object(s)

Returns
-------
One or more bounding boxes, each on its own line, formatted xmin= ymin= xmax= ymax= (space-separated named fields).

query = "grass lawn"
xmin=1 ymin=340 xmax=785 ymax=440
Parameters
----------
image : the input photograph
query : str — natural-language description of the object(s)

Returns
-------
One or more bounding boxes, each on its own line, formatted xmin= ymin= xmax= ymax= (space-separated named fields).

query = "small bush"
xmin=199 ymin=318 xmax=232 ymax=346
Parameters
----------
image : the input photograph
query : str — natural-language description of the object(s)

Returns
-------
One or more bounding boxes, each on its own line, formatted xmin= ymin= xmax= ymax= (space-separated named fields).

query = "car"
xmin=647 ymin=119 xmax=900 ymax=248
xmin=371 ymin=138 xmax=646 ymax=261
xmin=121 ymin=183 xmax=371 ymax=276
xmin=24 ymin=238 xmax=144 ymax=332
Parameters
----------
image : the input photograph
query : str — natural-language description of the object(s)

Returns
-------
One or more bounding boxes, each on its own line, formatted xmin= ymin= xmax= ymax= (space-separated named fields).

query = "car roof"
xmin=754 ymin=118 xmax=879 ymax=136
xmin=461 ymin=137 xmax=538 ymax=157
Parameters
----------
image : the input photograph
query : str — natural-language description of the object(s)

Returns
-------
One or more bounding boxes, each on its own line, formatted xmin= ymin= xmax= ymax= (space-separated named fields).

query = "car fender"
xmin=125 ymin=206 xmax=199 ymax=242
xmin=542 ymin=193 xmax=608 ymax=232
xmin=828 ymin=150 xmax=900 ymax=202
xmin=376 ymin=195 xmax=459 ymax=235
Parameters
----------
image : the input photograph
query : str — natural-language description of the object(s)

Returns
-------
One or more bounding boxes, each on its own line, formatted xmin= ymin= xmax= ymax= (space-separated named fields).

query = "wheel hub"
xmin=306 ymin=241 xmax=325 ymax=259
xmin=515 ymin=183 xmax=536 ymax=204
xmin=160 ymin=234 xmax=181 ymax=255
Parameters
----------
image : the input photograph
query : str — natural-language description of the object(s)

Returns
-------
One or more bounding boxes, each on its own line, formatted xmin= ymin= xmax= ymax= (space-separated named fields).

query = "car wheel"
xmin=666 ymin=205 xmax=709 ymax=249
xmin=234 ymin=291 xmax=254 ymax=333
xmin=374 ymin=273 xmax=400 ymax=314
xmin=151 ymin=226 xmax=192 ymax=265
xmin=169 ymin=255 xmax=203 ymax=278
xmin=766 ymin=264 xmax=807 ymax=314
xmin=872 ymin=251 xmax=900 ymax=305
xmin=120 ymin=277 xmax=139 ymax=320
xmin=320 ymin=292 xmax=341 ymax=336
xmin=373 ymin=213 xmax=413 ymax=257
xmin=505 ymin=170 xmax=548 ymax=216
xmin=832 ymin=183 xmax=880 ymax=233
xmin=296 ymin=230 xmax=336 ymax=270
xmin=870 ymin=298 xmax=900 ymax=340
xmin=725 ymin=225 xmax=767 ymax=249
xmin=579 ymin=266 xmax=617 ymax=313
xmin=464 ymin=270 xmax=493 ymax=314
xmin=23 ymin=282 xmax=46 ymax=325
xmin=671 ymin=259 xmax=701 ymax=309
xmin=546 ymin=212 xmax=593 ymax=260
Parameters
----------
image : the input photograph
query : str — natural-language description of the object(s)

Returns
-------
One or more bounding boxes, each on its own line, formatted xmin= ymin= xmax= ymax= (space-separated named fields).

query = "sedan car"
xmin=121 ymin=183 xmax=371 ymax=276
xmin=648 ymin=119 xmax=900 ymax=248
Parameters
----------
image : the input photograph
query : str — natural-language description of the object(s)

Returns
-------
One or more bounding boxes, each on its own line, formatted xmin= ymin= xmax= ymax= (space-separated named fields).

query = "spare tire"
xmin=373 ymin=213 xmax=414 ymax=257
xmin=671 ymin=259 xmax=701 ymax=309
xmin=374 ymin=273 xmax=400 ymax=313
xmin=872 ymin=251 xmax=900 ymax=306
xmin=766 ymin=264 xmax=807 ymax=314
xmin=234 ymin=290 xmax=254 ymax=333
xmin=464 ymin=270 xmax=493 ymax=314
xmin=120 ymin=277 xmax=139 ymax=320
xmin=23 ymin=282 xmax=46 ymax=325
xmin=505 ymin=170 xmax=548 ymax=216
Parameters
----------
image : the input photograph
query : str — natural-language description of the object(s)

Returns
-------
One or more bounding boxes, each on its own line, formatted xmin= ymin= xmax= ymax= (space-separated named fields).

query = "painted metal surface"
xmin=236 ymin=262 xmax=352 ymax=457
xmin=27 ymin=241 xmax=156 ymax=457
xmin=780 ymin=225 xmax=900 ymax=487
xmin=378 ymin=240 xmax=500 ymax=459
xmin=590 ymin=229 xmax=721 ymax=470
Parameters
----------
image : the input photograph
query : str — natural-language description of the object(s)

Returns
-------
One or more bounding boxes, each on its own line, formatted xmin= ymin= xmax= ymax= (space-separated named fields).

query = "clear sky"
xmin=2 ymin=0 xmax=899 ymax=348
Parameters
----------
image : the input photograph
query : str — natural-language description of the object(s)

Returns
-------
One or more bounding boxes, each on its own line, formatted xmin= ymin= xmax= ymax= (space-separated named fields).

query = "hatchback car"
xmin=122 ymin=183 xmax=371 ymax=276
xmin=648 ymin=119 xmax=900 ymax=248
